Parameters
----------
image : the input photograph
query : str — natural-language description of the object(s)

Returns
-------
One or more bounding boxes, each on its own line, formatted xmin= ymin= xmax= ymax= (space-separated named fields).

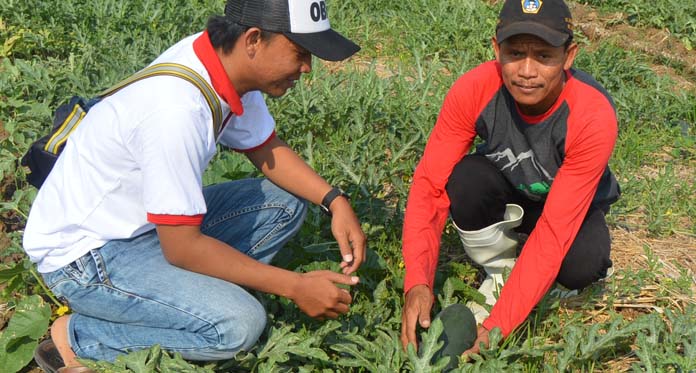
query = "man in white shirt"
xmin=26 ymin=0 xmax=365 ymax=371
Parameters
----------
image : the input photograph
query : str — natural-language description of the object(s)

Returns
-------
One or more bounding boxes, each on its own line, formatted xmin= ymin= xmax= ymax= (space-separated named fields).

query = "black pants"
xmin=445 ymin=155 xmax=612 ymax=290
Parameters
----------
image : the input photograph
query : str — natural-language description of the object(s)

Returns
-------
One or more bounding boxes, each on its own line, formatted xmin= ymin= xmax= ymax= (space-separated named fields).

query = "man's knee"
xmin=556 ymin=258 xmax=612 ymax=290
xmin=556 ymin=207 xmax=612 ymax=290
xmin=192 ymin=297 xmax=267 ymax=361
xmin=218 ymin=299 xmax=267 ymax=355
xmin=446 ymin=155 xmax=510 ymax=230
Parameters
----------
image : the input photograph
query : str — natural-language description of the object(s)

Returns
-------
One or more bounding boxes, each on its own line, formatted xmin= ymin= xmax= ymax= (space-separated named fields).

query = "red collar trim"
xmin=193 ymin=31 xmax=244 ymax=116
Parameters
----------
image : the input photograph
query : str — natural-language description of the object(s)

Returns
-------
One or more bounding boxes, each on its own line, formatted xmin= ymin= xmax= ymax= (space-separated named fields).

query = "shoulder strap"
xmin=44 ymin=98 xmax=89 ymax=154
xmin=99 ymin=63 xmax=224 ymax=135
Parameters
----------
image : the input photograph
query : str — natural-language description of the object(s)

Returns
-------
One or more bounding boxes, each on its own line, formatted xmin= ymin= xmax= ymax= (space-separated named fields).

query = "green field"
xmin=1 ymin=0 xmax=695 ymax=371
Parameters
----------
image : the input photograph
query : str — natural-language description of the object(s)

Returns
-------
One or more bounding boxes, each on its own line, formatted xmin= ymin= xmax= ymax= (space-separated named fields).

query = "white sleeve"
xmin=219 ymin=91 xmax=276 ymax=151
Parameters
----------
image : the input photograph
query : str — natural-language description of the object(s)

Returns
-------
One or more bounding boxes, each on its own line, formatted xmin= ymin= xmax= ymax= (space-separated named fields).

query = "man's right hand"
xmin=290 ymin=270 xmax=359 ymax=319
xmin=400 ymin=284 xmax=434 ymax=351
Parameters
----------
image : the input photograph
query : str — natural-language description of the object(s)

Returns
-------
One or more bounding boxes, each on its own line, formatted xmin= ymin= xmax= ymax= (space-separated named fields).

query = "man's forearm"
xmin=246 ymin=136 xmax=332 ymax=206
xmin=159 ymin=226 xmax=300 ymax=298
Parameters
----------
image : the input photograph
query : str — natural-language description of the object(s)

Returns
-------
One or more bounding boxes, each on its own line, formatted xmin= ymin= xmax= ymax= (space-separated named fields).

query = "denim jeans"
xmin=41 ymin=178 xmax=307 ymax=362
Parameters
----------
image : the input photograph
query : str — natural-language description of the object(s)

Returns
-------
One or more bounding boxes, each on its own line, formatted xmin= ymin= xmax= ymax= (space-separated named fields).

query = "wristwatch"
xmin=319 ymin=187 xmax=349 ymax=216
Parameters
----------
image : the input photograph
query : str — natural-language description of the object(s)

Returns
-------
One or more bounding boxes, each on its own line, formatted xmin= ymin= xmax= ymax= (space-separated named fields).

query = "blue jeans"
xmin=41 ymin=178 xmax=307 ymax=362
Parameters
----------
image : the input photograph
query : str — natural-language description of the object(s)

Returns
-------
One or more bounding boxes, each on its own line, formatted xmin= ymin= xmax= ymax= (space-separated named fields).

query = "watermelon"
xmin=433 ymin=303 xmax=478 ymax=370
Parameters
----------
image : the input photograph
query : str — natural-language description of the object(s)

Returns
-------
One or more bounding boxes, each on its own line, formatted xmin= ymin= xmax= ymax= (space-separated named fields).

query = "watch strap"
xmin=320 ymin=187 xmax=347 ymax=216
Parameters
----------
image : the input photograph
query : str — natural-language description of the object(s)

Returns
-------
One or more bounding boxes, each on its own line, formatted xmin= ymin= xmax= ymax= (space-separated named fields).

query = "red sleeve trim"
xmin=233 ymin=130 xmax=277 ymax=153
xmin=147 ymin=213 xmax=204 ymax=226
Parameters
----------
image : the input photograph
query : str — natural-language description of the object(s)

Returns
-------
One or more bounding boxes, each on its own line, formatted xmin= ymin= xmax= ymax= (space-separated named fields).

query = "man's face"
xmin=494 ymin=34 xmax=577 ymax=116
xmin=253 ymin=34 xmax=313 ymax=97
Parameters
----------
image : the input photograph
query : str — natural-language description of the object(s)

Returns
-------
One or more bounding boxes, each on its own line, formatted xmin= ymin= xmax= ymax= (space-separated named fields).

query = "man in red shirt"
xmin=400 ymin=0 xmax=620 ymax=357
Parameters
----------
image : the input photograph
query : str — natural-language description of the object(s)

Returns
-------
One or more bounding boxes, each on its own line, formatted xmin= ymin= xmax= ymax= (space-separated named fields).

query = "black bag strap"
xmin=43 ymin=63 xmax=223 ymax=155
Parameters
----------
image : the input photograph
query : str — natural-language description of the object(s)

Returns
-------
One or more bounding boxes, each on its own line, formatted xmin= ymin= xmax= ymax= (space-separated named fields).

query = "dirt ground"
xmin=570 ymin=3 xmax=696 ymax=93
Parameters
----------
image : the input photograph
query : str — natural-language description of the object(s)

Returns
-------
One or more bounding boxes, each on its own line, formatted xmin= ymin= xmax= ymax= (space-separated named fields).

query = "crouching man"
xmin=400 ymin=0 xmax=619 ymax=357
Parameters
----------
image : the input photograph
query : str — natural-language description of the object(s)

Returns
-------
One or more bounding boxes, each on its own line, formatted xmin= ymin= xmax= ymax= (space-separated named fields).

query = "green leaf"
xmin=302 ymin=242 xmax=337 ymax=254
xmin=405 ymin=318 xmax=449 ymax=373
xmin=331 ymin=327 xmax=404 ymax=372
xmin=0 ymin=262 xmax=26 ymax=283
xmin=0 ymin=336 xmax=37 ymax=373
xmin=0 ymin=295 xmax=51 ymax=373
xmin=2 ymin=275 xmax=27 ymax=299
xmin=3 ymin=294 xmax=51 ymax=341
xmin=83 ymin=345 xmax=210 ymax=373
xmin=80 ymin=359 xmax=132 ymax=373
xmin=256 ymin=325 xmax=330 ymax=368
xmin=159 ymin=351 xmax=215 ymax=373
xmin=114 ymin=344 xmax=161 ymax=373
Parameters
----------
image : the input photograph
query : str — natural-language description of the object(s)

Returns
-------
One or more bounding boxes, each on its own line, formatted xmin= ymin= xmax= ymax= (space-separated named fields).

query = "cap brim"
xmin=285 ymin=29 xmax=360 ymax=61
xmin=496 ymin=22 xmax=569 ymax=47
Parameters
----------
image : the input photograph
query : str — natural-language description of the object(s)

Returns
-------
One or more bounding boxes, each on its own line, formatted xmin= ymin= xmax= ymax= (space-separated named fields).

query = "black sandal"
xmin=34 ymin=339 xmax=65 ymax=373
xmin=34 ymin=339 xmax=95 ymax=372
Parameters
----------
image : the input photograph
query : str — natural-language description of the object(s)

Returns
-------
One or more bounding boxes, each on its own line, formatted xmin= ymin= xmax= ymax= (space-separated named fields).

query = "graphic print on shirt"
xmin=485 ymin=148 xmax=552 ymax=197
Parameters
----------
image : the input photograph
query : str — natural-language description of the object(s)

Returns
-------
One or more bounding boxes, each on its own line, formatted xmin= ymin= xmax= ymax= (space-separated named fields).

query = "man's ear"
xmin=243 ymin=27 xmax=264 ymax=58
xmin=492 ymin=37 xmax=501 ymax=61
xmin=563 ymin=42 xmax=578 ymax=70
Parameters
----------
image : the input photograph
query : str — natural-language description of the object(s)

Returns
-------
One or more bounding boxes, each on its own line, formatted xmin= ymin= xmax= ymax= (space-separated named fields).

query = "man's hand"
xmin=400 ymin=284 xmax=434 ymax=351
xmin=245 ymin=137 xmax=367 ymax=275
xmin=289 ymin=270 xmax=359 ymax=318
xmin=462 ymin=325 xmax=490 ymax=358
xmin=329 ymin=197 xmax=366 ymax=275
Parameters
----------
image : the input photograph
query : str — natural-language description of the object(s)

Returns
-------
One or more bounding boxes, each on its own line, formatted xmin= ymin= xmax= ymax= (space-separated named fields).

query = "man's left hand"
xmin=329 ymin=196 xmax=366 ymax=275
xmin=462 ymin=325 xmax=490 ymax=358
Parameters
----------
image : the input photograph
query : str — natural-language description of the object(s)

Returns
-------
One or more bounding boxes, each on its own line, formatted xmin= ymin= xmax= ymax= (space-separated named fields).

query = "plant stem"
xmin=29 ymin=266 xmax=62 ymax=307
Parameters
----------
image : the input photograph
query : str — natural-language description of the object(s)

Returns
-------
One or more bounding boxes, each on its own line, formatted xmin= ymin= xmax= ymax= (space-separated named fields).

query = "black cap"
xmin=225 ymin=0 xmax=360 ymax=61
xmin=496 ymin=0 xmax=573 ymax=47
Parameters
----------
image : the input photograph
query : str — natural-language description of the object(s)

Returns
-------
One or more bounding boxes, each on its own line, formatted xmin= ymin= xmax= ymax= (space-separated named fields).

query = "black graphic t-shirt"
xmin=474 ymin=70 xmax=620 ymax=203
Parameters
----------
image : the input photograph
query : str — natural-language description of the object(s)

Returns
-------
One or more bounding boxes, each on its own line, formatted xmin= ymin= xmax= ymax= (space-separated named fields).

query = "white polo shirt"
xmin=23 ymin=32 xmax=276 ymax=273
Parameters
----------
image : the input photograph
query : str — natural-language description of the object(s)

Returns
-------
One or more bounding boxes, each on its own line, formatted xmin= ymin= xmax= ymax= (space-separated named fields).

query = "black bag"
xmin=20 ymin=63 xmax=223 ymax=189
xmin=21 ymin=96 xmax=100 ymax=188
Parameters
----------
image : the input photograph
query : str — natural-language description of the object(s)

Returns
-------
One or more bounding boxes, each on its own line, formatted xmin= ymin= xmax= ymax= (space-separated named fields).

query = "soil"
xmin=570 ymin=3 xmax=696 ymax=93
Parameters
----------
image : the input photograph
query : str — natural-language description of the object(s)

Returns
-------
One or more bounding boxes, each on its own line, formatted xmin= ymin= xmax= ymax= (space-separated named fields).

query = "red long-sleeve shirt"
xmin=402 ymin=61 xmax=618 ymax=336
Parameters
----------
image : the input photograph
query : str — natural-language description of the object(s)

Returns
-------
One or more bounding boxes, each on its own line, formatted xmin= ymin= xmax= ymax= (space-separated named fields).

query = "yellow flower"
xmin=56 ymin=305 xmax=70 ymax=316
xmin=398 ymin=260 xmax=405 ymax=269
